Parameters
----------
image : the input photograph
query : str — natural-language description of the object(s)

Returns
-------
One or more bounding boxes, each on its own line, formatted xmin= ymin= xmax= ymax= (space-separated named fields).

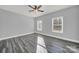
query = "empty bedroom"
xmin=0 ymin=5 xmax=79 ymax=53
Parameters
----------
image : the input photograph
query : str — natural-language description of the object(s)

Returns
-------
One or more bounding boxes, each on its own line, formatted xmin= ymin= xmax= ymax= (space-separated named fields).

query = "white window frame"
xmin=37 ymin=20 xmax=42 ymax=31
xmin=52 ymin=16 xmax=63 ymax=33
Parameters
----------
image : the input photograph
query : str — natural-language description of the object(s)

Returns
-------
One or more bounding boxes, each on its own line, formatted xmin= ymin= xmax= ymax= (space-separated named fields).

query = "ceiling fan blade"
xmin=29 ymin=10 xmax=34 ymax=12
xmin=38 ymin=10 xmax=44 ymax=12
xmin=37 ymin=5 xmax=42 ymax=9
xmin=28 ymin=5 xmax=35 ymax=9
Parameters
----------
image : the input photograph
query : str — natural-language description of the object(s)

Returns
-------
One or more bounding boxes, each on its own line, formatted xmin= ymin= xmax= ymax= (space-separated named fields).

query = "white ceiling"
xmin=0 ymin=5 xmax=73 ymax=17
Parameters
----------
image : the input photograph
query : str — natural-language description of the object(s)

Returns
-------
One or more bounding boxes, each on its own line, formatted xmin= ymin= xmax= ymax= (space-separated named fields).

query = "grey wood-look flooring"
xmin=0 ymin=33 xmax=79 ymax=53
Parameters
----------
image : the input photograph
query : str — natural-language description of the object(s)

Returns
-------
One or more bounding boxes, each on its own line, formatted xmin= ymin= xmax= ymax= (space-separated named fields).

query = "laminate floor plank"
xmin=0 ymin=33 xmax=79 ymax=53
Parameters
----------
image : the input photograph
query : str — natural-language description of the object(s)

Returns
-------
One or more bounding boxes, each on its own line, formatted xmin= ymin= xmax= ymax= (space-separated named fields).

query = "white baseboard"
xmin=36 ymin=32 xmax=79 ymax=44
xmin=0 ymin=32 xmax=34 ymax=41
xmin=1 ymin=32 xmax=79 ymax=44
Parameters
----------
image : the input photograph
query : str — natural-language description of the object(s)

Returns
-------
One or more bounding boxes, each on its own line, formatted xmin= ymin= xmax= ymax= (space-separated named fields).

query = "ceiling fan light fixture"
xmin=28 ymin=5 xmax=44 ymax=13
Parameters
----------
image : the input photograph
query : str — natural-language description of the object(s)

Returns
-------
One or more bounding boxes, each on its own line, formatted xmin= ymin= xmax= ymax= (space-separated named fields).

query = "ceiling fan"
xmin=28 ymin=5 xmax=44 ymax=12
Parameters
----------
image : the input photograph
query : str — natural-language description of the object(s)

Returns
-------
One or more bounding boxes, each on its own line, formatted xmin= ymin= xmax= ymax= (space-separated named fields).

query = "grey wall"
xmin=34 ymin=6 xmax=79 ymax=42
xmin=0 ymin=9 xmax=34 ymax=39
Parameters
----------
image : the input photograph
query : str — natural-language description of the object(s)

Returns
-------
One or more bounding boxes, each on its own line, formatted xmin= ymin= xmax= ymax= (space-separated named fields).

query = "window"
xmin=37 ymin=20 xmax=42 ymax=31
xmin=52 ymin=16 xmax=63 ymax=33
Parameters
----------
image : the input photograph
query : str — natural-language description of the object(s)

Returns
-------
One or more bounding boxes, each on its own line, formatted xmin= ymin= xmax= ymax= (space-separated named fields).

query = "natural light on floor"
xmin=36 ymin=36 xmax=47 ymax=53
